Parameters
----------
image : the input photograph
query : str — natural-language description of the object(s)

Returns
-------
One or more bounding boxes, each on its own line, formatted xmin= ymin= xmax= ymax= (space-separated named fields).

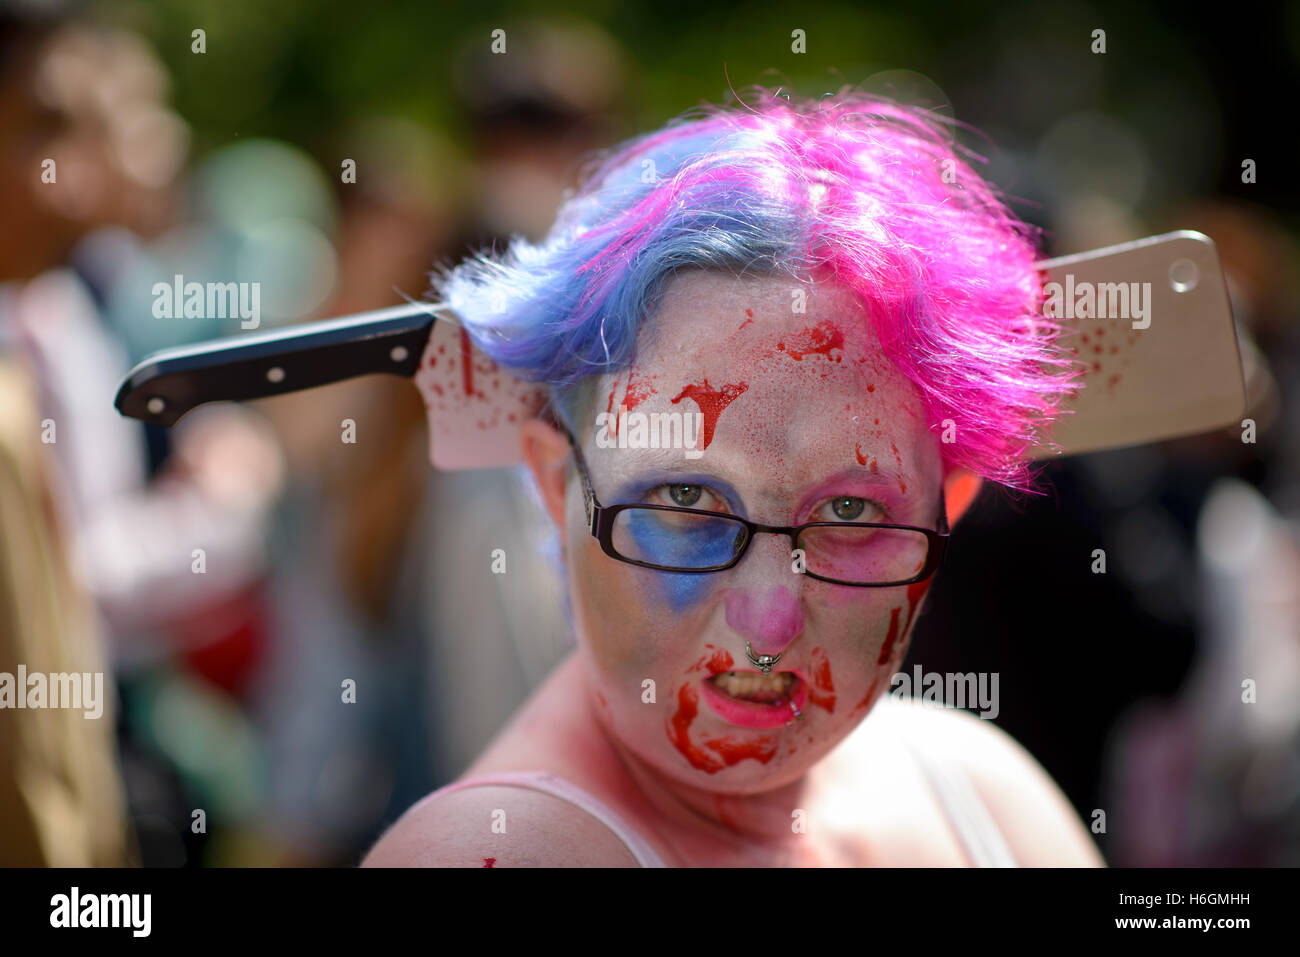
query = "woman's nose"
xmin=724 ymin=585 xmax=804 ymax=657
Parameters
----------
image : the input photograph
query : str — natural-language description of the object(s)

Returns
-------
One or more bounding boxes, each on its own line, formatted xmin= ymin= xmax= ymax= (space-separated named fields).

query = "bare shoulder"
xmin=362 ymin=784 xmax=642 ymax=868
xmin=866 ymin=697 xmax=1105 ymax=866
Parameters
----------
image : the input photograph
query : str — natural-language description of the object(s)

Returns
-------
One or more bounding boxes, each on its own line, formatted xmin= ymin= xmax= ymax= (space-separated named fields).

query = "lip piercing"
xmin=784 ymin=697 xmax=803 ymax=729
xmin=745 ymin=642 xmax=781 ymax=675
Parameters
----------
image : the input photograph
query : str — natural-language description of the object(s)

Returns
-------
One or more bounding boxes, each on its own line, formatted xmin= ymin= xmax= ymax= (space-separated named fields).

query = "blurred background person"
xmin=0 ymin=4 xmax=285 ymax=865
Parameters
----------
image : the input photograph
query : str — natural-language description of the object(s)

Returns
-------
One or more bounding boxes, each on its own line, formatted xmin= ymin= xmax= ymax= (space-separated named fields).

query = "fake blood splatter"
xmin=606 ymin=369 xmax=657 ymax=438
xmin=877 ymin=608 xmax=903 ymax=666
xmin=668 ymin=684 xmax=724 ymax=773
xmin=687 ymin=645 xmax=735 ymax=675
xmin=855 ymin=444 xmax=868 ymax=466
xmin=482 ymin=858 xmax=496 ymax=868
xmin=850 ymin=676 xmax=881 ymax=717
xmin=702 ymin=735 xmax=777 ymax=766
xmin=624 ymin=370 xmax=655 ymax=412
xmin=460 ymin=328 xmax=475 ymax=397
xmin=668 ymin=676 xmax=777 ymax=773
xmin=671 ymin=379 xmax=749 ymax=450
xmin=775 ymin=321 xmax=845 ymax=361
xmin=875 ymin=580 xmax=932 ymax=665
xmin=808 ymin=646 xmax=837 ymax=714
xmin=738 ymin=308 xmax=755 ymax=331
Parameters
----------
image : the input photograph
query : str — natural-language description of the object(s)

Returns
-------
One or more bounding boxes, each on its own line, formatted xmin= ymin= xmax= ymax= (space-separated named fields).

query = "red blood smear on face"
xmin=483 ymin=858 xmax=496 ymax=867
xmin=668 ymin=684 xmax=725 ymax=773
xmin=739 ymin=308 xmax=755 ymax=330
xmin=776 ymin=321 xmax=845 ymax=361
xmin=851 ymin=676 xmax=881 ymax=716
xmin=687 ymin=645 xmax=735 ymax=675
xmin=624 ymin=370 xmax=655 ymax=412
xmin=855 ymin=444 xmax=868 ymax=466
xmin=870 ymin=457 xmax=878 ymax=473
xmin=703 ymin=736 xmax=778 ymax=766
xmin=906 ymin=580 xmax=930 ymax=621
xmin=876 ymin=580 xmax=931 ymax=665
xmin=891 ymin=442 xmax=902 ymax=467
xmin=808 ymin=647 xmax=837 ymax=713
xmin=671 ymin=379 xmax=749 ymax=449
xmin=460 ymin=328 xmax=475 ymax=397
xmin=876 ymin=607 xmax=903 ymax=665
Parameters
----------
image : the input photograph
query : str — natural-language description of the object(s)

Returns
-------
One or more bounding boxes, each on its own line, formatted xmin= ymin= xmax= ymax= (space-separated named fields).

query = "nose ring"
xmin=745 ymin=641 xmax=781 ymax=675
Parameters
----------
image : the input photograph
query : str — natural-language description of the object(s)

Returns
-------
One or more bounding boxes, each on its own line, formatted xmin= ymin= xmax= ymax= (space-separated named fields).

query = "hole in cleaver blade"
xmin=1031 ymin=230 xmax=1247 ymax=459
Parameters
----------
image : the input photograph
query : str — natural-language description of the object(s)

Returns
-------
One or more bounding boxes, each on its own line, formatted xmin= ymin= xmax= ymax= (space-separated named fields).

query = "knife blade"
xmin=115 ymin=230 xmax=1247 ymax=468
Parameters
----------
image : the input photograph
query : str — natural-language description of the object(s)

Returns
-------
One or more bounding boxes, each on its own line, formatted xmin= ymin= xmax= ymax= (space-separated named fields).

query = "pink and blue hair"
xmin=430 ymin=86 xmax=1076 ymax=488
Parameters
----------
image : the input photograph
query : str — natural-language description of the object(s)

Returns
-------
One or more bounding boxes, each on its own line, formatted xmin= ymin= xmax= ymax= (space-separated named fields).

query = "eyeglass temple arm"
xmin=559 ymin=425 xmax=598 ymax=527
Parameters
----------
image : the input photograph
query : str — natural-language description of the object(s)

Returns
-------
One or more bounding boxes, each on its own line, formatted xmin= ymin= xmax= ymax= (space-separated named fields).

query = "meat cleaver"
xmin=114 ymin=230 xmax=1247 ymax=467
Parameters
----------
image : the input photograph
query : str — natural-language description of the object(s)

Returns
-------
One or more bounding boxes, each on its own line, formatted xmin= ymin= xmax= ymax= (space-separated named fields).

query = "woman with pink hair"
xmin=364 ymin=87 xmax=1101 ymax=867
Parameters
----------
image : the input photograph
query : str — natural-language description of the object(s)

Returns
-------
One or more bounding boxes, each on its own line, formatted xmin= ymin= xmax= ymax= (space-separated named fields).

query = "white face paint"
xmin=564 ymin=269 xmax=945 ymax=791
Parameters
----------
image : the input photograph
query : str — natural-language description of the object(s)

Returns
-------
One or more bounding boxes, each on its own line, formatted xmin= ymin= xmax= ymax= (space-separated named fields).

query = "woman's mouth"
xmin=700 ymin=670 xmax=808 ymax=730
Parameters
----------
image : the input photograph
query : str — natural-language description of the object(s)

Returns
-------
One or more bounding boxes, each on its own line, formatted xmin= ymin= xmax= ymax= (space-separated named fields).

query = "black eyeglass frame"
xmin=562 ymin=427 xmax=950 ymax=588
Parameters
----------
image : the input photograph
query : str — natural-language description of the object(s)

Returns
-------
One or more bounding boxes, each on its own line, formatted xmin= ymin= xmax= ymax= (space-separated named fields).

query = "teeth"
xmin=713 ymin=671 xmax=794 ymax=699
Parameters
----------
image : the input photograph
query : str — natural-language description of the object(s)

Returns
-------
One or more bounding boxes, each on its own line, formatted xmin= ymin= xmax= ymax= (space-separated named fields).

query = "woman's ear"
xmin=943 ymin=467 xmax=984 ymax=526
xmin=521 ymin=417 xmax=572 ymax=530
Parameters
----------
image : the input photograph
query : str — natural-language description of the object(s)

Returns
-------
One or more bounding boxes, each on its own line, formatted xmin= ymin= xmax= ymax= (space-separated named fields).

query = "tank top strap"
xmin=890 ymin=706 xmax=1018 ymax=867
xmin=436 ymin=770 xmax=668 ymax=868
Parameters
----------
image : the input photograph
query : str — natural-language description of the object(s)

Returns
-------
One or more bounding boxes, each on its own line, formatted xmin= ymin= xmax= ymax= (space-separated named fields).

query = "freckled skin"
xmin=568 ymin=270 xmax=945 ymax=801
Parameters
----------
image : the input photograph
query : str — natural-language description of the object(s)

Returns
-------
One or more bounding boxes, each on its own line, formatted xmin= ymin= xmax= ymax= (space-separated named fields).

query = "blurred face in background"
xmin=546 ymin=270 xmax=952 ymax=792
xmin=0 ymin=23 xmax=186 ymax=280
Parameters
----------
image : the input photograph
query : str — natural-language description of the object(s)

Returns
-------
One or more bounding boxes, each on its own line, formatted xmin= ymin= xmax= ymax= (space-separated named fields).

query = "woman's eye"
xmin=815 ymin=496 xmax=883 ymax=522
xmin=669 ymin=484 xmax=703 ymax=507
xmin=649 ymin=483 xmax=723 ymax=511
xmin=832 ymin=497 xmax=865 ymax=520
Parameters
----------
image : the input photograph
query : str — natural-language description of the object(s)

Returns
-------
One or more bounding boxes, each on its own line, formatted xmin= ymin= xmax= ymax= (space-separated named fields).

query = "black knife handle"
xmin=114 ymin=303 xmax=438 ymax=426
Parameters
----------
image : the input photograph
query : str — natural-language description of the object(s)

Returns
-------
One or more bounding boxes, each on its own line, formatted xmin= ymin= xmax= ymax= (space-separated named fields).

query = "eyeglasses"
xmin=564 ymin=429 xmax=949 ymax=587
